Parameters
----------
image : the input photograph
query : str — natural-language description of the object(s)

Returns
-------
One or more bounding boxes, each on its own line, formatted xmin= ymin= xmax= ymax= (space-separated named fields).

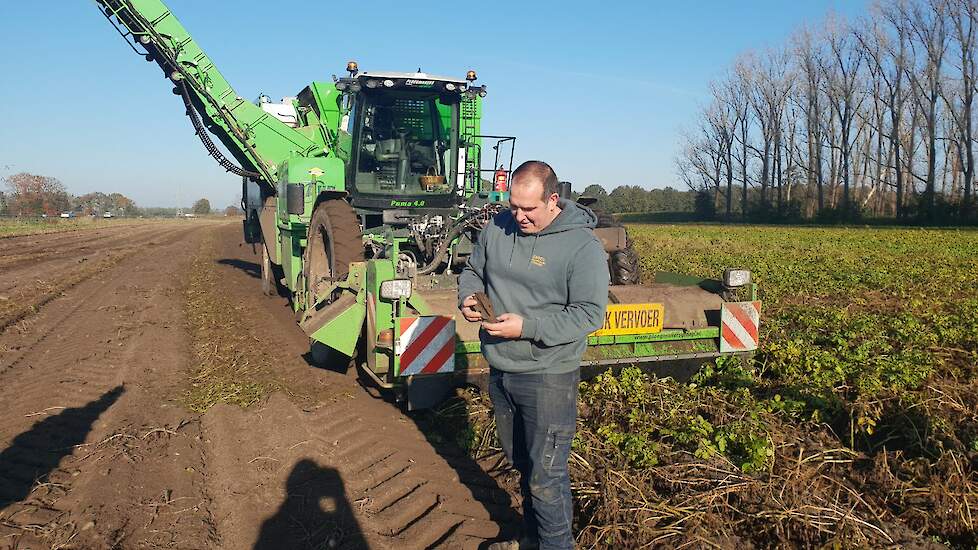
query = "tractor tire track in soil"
xmin=0 ymin=221 xmax=205 ymax=334
xmin=0 ymin=220 xmax=220 ymax=549
xmin=0 ymin=220 xmax=519 ymax=549
xmin=198 ymin=222 xmax=519 ymax=549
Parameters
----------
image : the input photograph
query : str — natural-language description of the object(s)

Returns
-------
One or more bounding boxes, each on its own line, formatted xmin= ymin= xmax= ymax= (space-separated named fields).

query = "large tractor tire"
xmin=610 ymin=245 xmax=641 ymax=285
xmin=260 ymin=241 xmax=276 ymax=296
xmin=595 ymin=210 xmax=617 ymax=229
xmin=303 ymin=199 xmax=364 ymax=304
xmin=593 ymin=208 xmax=641 ymax=285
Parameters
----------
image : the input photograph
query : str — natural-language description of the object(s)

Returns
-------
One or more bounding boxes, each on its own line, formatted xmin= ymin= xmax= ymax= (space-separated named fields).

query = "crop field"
xmin=432 ymin=224 xmax=978 ymax=548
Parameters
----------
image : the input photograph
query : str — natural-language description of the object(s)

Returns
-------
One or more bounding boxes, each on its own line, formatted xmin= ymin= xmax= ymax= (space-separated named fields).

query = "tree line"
xmin=2 ymin=171 xmax=695 ymax=219
xmin=577 ymin=184 xmax=698 ymax=214
xmin=1 ymin=172 xmax=220 ymax=217
xmin=678 ymin=0 xmax=978 ymax=223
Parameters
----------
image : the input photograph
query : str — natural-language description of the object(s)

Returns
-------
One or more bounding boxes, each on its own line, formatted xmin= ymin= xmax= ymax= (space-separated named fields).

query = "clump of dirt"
xmin=182 ymin=232 xmax=304 ymax=412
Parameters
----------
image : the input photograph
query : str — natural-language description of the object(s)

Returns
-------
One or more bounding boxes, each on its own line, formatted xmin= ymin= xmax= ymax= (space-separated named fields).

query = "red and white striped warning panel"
xmin=396 ymin=316 xmax=456 ymax=376
xmin=720 ymin=301 xmax=762 ymax=353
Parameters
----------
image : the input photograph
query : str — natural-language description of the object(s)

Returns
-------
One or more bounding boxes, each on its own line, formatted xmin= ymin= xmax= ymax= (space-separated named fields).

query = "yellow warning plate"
xmin=591 ymin=303 xmax=665 ymax=337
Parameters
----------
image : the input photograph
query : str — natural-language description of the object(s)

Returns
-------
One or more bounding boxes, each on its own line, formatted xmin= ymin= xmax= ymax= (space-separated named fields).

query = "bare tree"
xmin=905 ymin=0 xmax=949 ymax=219
xmin=709 ymin=81 xmax=741 ymax=219
xmin=688 ymin=123 xmax=724 ymax=194
xmin=781 ymin=102 xmax=804 ymax=212
xmin=822 ymin=15 xmax=866 ymax=217
xmin=860 ymin=1 xmax=913 ymax=218
xmin=732 ymin=56 xmax=756 ymax=220
xmin=794 ymin=28 xmax=828 ymax=215
xmin=942 ymin=0 xmax=976 ymax=219
xmin=676 ymin=129 xmax=724 ymax=219
xmin=741 ymin=49 xmax=795 ymax=214
xmin=681 ymin=0 xmax=973 ymax=224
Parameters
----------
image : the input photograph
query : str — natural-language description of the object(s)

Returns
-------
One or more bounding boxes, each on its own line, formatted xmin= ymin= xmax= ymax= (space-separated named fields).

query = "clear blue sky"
xmin=0 ymin=1 xmax=866 ymax=209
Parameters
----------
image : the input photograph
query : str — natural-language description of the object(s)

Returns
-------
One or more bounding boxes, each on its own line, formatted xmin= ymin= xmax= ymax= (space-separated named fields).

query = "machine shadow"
xmin=254 ymin=459 xmax=369 ymax=550
xmin=303 ymin=342 xmax=360 ymax=376
xmin=408 ymin=384 xmax=522 ymax=547
xmin=303 ymin=346 xmax=521 ymax=545
xmin=216 ymin=258 xmax=261 ymax=279
xmin=0 ymin=385 xmax=125 ymax=509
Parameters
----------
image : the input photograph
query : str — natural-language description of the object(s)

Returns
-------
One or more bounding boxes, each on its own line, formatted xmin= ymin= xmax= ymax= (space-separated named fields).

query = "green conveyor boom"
xmin=95 ymin=0 xmax=321 ymax=190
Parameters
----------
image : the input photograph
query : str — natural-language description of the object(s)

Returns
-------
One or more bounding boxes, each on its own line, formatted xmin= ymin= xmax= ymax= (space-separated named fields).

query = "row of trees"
xmin=578 ymin=184 xmax=697 ymax=214
xmin=2 ymin=170 xmax=691 ymax=219
xmin=1 ymin=173 xmax=138 ymax=217
xmin=678 ymin=0 xmax=978 ymax=223
xmin=2 ymin=172 xmax=216 ymax=217
xmin=1 ymin=173 xmax=71 ymax=217
xmin=75 ymin=191 xmax=137 ymax=217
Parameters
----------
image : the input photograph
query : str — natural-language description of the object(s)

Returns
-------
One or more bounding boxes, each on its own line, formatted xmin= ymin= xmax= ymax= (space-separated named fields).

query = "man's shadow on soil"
xmin=254 ymin=459 xmax=369 ymax=550
xmin=0 ymin=385 xmax=124 ymax=508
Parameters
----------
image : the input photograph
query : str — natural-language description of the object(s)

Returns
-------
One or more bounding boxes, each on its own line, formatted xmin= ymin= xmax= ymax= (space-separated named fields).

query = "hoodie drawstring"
xmin=528 ymin=235 xmax=538 ymax=268
xmin=508 ymin=230 xmax=517 ymax=267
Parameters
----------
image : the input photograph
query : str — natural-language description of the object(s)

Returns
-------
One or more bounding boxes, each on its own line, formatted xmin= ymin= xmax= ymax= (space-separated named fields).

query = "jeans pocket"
xmin=543 ymin=424 xmax=575 ymax=475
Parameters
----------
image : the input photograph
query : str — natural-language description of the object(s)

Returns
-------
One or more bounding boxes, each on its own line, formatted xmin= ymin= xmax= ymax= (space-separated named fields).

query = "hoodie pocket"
xmin=528 ymin=339 xmax=577 ymax=364
xmin=529 ymin=340 xmax=546 ymax=361
xmin=489 ymin=338 xmax=535 ymax=364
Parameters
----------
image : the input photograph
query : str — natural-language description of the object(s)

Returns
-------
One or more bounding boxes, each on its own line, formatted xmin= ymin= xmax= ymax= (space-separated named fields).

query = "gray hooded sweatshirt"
xmin=457 ymin=199 xmax=609 ymax=374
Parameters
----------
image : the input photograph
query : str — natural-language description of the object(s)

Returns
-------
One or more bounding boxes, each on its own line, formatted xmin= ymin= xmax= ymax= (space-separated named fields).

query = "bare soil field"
xmin=0 ymin=221 xmax=519 ymax=549
xmin=0 ymin=217 xmax=151 ymax=239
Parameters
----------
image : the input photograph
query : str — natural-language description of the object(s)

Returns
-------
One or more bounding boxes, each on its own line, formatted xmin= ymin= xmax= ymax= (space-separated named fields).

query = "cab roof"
xmin=356 ymin=71 xmax=468 ymax=84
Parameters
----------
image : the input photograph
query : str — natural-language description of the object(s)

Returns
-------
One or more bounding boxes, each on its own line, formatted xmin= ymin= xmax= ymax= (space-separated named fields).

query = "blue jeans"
xmin=489 ymin=368 xmax=578 ymax=550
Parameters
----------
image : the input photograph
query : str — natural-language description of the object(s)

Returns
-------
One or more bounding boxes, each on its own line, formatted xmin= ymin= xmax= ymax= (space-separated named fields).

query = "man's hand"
xmin=482 ymin=313 xmax=523 ymax=339
xmin=460 ymin=295 xmax=483 ymax=322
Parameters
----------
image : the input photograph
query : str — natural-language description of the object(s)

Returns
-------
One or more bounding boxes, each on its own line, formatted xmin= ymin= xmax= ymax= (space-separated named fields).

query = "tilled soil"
xmin=0 ymin=221 xmax=519 ymax=549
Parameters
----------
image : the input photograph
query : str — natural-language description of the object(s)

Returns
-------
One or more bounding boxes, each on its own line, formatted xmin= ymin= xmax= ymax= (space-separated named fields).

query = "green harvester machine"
xmin=95 ymin=0 xmax=762 ymax=409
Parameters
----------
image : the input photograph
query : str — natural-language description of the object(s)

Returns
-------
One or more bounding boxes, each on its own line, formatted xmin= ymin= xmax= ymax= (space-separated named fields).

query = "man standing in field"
xmin=458 ymin=161 xmax=609 ymax=549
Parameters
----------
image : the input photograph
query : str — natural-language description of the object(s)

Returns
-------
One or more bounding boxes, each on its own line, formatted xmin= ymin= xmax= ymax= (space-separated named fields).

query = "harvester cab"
xmin=338 ymin=71 xmax=469 ymax=204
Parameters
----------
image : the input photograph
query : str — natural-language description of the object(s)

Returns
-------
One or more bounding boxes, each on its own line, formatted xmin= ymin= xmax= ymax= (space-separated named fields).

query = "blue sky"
xmin=0 ymin=1 xmax=866 ymax=209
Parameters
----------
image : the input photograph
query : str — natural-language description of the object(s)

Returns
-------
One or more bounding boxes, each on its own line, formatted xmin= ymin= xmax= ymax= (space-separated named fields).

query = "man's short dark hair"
xmin=512 ymin=160 xmax=559 ymax=200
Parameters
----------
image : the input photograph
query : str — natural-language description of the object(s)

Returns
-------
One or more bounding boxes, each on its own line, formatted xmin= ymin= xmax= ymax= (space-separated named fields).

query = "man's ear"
xmin=548 ymin=192 xmax=560 ymax=209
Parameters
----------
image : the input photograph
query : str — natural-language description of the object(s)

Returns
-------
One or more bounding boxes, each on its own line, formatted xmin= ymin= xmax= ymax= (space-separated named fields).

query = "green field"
xmin=573 ymin=224 xmax=978 ymax=548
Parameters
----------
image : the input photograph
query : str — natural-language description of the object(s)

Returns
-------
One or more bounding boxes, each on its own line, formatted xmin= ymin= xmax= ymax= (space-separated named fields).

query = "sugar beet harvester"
xmin=95 ymin=0 xmax=761 ymax=409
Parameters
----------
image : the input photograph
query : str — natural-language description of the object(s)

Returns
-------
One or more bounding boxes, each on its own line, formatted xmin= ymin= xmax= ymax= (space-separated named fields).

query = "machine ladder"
xmin=460 ymin=97 xmax=482 ymax=194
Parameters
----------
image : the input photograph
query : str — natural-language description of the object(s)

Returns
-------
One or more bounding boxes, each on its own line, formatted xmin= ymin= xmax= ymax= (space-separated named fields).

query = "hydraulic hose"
xmin=417 ymin=220 xmax=468 ymax=275
xmin=417 ymin=209 xmax=489 ymax=275
xmin=179 ymin=82 xmax=261 ymax=179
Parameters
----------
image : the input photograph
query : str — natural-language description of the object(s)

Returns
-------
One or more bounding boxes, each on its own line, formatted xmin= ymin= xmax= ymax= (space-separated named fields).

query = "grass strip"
xmin=182 ymin=230 xmax=287 ymax=412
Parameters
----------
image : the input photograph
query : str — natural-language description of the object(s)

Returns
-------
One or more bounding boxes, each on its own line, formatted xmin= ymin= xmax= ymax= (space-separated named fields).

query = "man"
xmin=458 ymin=161 xmax=609 ymax=549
